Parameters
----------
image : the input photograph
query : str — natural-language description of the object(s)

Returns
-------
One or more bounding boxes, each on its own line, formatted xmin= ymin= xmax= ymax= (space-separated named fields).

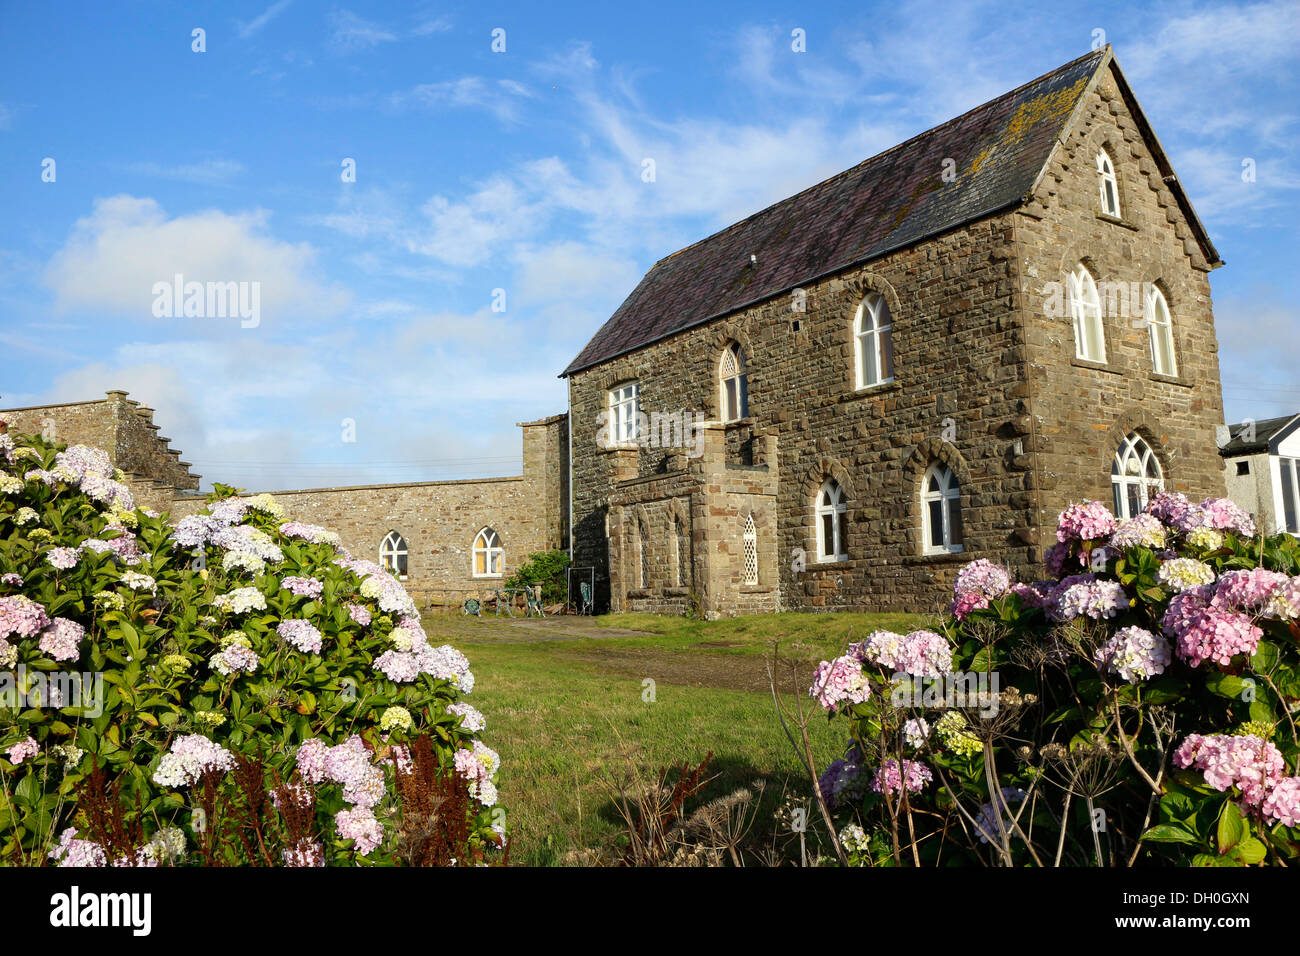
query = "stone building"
xmin=562 ymin=46 xmax=1228 ymax=617
xmin=0 ymin=391 xmax=569 ymax=607
xmin=4 ymin=47 xmax=1234 ymax=618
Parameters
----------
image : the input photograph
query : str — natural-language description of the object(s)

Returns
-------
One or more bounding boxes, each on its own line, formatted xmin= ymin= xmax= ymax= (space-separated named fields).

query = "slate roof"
xmin=562 ymin=49 xmax=1111 ymax=377
xmin=1219 ymin=415 xmax=1300 ymax=456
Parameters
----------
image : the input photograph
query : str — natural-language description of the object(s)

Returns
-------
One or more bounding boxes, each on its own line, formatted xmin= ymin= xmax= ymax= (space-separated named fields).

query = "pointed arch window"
xmin=1067 ymin=263 xmax=1106 ymax=363
xmin=854 ymin=293 xmax=894 ymax=389
xmin=815 ymin=479 xmax=847 ymax=563
xmin=472 ymin=527 xmax=504 ymax=578
xmin=1097 ymin=149 xmax=1121 ymax=217
xmin=637 ymin=518 xmax=649 ymax=589
xmin=674 ymin=514 xmax=689 ymax=587
xmin=720 ymin=342 xmax=749 ymax=422
xmin=1145 ymin=286 xmax=1177 ymax=376
xmin=380 ymin=530 xmax=408 ymax=578
xmin=1112 ymin=433 xmax=1163 ymax=519
xmin=922 ymin=463 xmax=963 ymax=555
xmin=742 ymin=513 xmax=759 ymax=585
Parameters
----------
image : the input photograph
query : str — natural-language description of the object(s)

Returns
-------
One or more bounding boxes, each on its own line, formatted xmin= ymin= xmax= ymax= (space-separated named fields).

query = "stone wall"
xmin=1014 ymin=58 xmax=1227 ymax=556
xmin=570 ymin=209 xmax=1036 ymax=615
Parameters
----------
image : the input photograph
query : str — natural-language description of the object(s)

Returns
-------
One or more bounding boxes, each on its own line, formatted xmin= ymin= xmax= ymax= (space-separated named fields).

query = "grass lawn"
xmin=450 ymin=610 xmax=927 ymax=865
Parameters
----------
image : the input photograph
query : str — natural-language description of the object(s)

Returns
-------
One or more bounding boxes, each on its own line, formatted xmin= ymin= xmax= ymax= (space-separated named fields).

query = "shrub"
xmin=808 ymin=492 xmax=1300 ymax=866
xmin=503 ymin=549 xmax=570 ymax=605
xmin=0 ymin=431 xmax=505 ymax=866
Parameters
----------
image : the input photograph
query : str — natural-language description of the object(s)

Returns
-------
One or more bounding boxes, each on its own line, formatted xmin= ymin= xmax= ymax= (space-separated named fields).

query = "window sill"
xmin=739 ymin=585 xmax=773 ymax=594
xmin=663 ymin=586 xmax=690 ymax=597
xmin=724 ymin=417 xmax=755 ymax=429
xmin=472 ymin=575 xmax=504 ymax=581
xmin=841 ymin=380 xmax=902 ymax=403
xmin=626 ymin=587 xmax=657 ymax=599
xmin=1070 ymin=357 xmax=1121 ymax=375
xmin=1149 ymin=372 xmax=1191 ymax=388
xmin=1095 ymin=212 xmax=1138 ymax=231
xmin=805 ymin=559 xmax=855 ymax=572
xmin=903 ymin=551 xmax=970 ymax=566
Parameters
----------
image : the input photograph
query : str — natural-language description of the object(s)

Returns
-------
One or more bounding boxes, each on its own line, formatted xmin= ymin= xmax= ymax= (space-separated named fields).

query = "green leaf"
xmin=1217 ymin=801 xmax=1247 ymax=854
xmin=1232 ymin=837 xmax=1267 ymax=865
xmin=1141 ymin=823 xmax=1199 ymax=845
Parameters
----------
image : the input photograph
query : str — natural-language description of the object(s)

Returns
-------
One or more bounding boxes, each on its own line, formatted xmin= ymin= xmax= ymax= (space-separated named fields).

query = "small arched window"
xmin=854 ymin=293 xmax=894 ymax=389
xmin=742 ymin=513 xmax=759 ymax=585
xmin=637 ymin=518 xmax=649 ymax=589
xmin=1112 ymin=433 xmax=1163 ymax=519
xmin=1145 ymin=286 xmax=1177 ymax=376
xmin=1097 ymin=149 xmax=1121 ymax=217
xmin=380 ymin=530 xmax=408 ymax=578
xmin=472 ymin=527 xmax=504 ymax=577
xmin=815 ymin=479 xmax=847 ymax=563
xmin=1067 ymin=263 xmax=1106 ymax=363
xmin=922 ymin=463 xmax=963 ymax=554
xmin=674 ymin=515 xmax=689 ymax=587
xmin=719 ymin=342 xmax=749 ymax=422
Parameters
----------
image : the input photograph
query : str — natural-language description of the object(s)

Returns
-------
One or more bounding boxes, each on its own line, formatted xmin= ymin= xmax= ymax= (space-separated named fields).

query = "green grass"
xmin=460 ymin=610 xmax=927 ymax=865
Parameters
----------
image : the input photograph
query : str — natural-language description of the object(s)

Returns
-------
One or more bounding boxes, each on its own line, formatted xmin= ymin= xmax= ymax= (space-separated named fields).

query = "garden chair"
xmin=578 ymin=581 xmax=593 ymax=616
xmin=462 ymin=597 xmax=482 ymax=617
xmin=525 ymin=585 xmax=546 ymax=617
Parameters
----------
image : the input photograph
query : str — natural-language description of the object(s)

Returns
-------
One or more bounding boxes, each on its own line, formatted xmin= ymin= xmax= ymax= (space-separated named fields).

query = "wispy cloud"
xmin=237 ymin=0 xmax=293 ymax=39
xmin=121 ymin=159 xmax=246 ymax=186
xmin=328 ymin=10 xmax=398 ymax=52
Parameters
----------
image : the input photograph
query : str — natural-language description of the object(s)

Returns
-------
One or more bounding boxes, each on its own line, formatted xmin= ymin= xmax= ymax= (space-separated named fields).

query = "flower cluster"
xmin=37 ymin=617 xmax=85 ymax=663
xmin=281 ymin=576 xmax=324 ymax=599
xmin=951 ymin=559 xmax=1013 ymax=618
xmin=1055 ymin=575 xmax=1129 ymax=621
xmin=1173 ymin=733 xmax=1286 ymax=811
xmin=276 ymin=619 xmax=323 ymax=655
xmin=871 ymin=759 xmax=932 ymax=796
xmin=1161 ymin=584 xmax=1263 ymax=667
xmin=1094 ymin=626 xmax=1171 ymax=684
xmin=850 ymin=629 xmax=953 ymax=678
xmin=152 ymin=734 xmax=236 ymax=788
xmin=1156 ymin=557 xmax=1216 ymax=592
xmin=1056 ymin=500 xmax=1118 ymax=543
xmin=809 ymin=655 xmax=871 ymax=713
xmin=212 ymin=587 xmax=267 ymax=615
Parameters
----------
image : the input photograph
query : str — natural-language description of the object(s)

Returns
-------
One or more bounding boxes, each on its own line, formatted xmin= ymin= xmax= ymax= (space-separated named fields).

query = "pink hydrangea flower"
xmin=1094 ymin=626 xmax=1171 ymax=683
xmin=276 ymin=618 xmax=323 ymax=654
xmin=38 ymin=618 xmax=85 ymax=662
xmin=335 ymin=806 xmax=383 ymax=856
xmin=871 ymin=759 xmax=933 ymax=796
xmin=0 ymin=595 xmax=51 ymax=640
xmin=1162 ymin=585 xmax=1263 ymax=667
xmin=1173 ymin=734 xmax=1284 ymax=807
xmin=6 ymin=736 xmax=38 ymax=765
xmin=1262 ymin=778 xmax=1300 ymax=828
xmin=1056 ymin=501 xmax=1117 ymax=543
xmin=281 ymin=576 xmax=324 ymax=599
xmin=809 ymin=655 xmax=871 ymax=713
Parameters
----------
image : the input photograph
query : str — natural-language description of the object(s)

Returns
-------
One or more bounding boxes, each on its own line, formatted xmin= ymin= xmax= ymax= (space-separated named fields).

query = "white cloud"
xmin=43 ymin=195 xmax=349 ymax=326
xmin=328 ymin=10 xmax=398 ymax=52
xmin=237 ymin=0 xmax=293 ymax=39
xmin=391 ymin=77 xmax=537 ymax=122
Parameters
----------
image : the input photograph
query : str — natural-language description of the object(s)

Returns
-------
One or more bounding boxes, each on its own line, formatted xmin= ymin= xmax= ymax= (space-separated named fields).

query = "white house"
xmin=1218 ymin=414 xmax=1300 ymax=536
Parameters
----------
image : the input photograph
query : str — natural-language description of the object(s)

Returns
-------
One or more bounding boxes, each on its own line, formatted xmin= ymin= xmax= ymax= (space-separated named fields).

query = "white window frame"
xmin=1068 ymin=263 xmax=1107 ymax=363
xmin=1278 ymin=457 xmax=1299 ymax=535
xmin=1097 ymin=149 xmax=1121 ymax=218
xmin=608 ymin=382 xmax=640 ymax=444
xmin=1112 ymin=433 xmax=1164 ymax=519
xmin=815 ymin=479 xmax=847 ymax=563
xmin=742 ymin=513 xmax=759 ymax=585
xmin=853 ymin=293 xmax=894 ymax=390
xmin=472 ymin=527 xmax=504 ymax=578
xmin=637 ymin=519 xmax=649 ymax=589
xmin=921 ymin=463 xmax=963 ymax=555
xmin=719 ymin=342 xmax=749 ymax=422
xmin=380 ymin=530 xmax=409 ymax=579
xmin=1145 ymin=286 xmax=1177 ymax=377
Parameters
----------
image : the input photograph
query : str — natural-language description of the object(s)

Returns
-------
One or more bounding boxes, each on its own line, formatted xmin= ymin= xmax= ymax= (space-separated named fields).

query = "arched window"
xmin=674 ymin=515 xmax=689 ymax=587
xmin=815 ymin=479 xmax=847 ymax=563
xmin=638 ymin=518 xmax=649 ymax=589
xmin=1145 ymin=286 xmax=1177 ymax=376
xmin=472 ymin=527 xmax=503 ymax=577
xmin=1097 ymin=149 xmax=1121 ymax=217
xmin=742 ymin=513 xmax=759 ymax=585
xmin=380 ymin=530 xmax=408 ymax=578
xmin=854 ymin=293 xmax=894 ymax=389
xmin=922 ymin=463 xmax=963 ymax=554
xmin=719 ymin=342 xmax=749 ymax=422
xmin=1112 ymin=433 xmax=1163 ymax=519
xmin=1067 ymin=263 xmax=1106 ymax=363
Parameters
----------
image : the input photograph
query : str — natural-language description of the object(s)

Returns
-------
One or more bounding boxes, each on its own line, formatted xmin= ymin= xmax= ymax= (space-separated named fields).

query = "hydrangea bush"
xmin=0 ymin=431 xmax=504 ymax=866
xmin=810 ymin=491 xmax=1300 ymax=866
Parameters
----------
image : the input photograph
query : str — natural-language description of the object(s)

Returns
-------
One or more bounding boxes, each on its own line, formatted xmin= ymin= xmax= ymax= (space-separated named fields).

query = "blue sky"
xmin=1 ymin=0 xmax=1296 ymax=490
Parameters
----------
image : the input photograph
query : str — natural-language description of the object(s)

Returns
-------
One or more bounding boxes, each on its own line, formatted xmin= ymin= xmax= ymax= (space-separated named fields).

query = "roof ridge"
xmin=652 ymin=48 xmax=1108 ymax=270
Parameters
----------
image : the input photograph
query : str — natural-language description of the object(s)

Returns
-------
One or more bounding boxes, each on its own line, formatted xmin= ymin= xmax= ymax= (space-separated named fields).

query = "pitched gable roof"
xmin=563 ymin=48 xmax=1111 ymax=378
xmin=1219 ymin=414 xmax=1300 ymax=456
